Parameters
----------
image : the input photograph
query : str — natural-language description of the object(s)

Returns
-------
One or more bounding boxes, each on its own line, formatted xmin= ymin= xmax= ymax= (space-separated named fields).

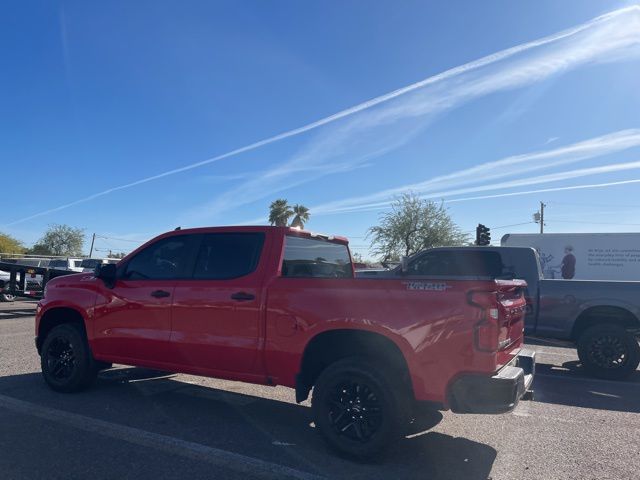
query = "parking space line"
xmin=0 ymin=393 xmax=324 ymax=480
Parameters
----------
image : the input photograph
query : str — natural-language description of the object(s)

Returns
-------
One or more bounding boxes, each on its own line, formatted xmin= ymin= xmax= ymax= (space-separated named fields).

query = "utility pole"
xmin=540 ymin=202 xmax=546 ymax=234
xmin=89 ymin=233 xmax=96 ymax=258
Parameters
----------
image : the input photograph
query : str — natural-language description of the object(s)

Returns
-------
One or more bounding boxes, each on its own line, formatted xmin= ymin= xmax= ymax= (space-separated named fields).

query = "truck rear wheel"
xmin=311 ymin=357 xmax=408 ymax=459
xmin=41 ymin=323 xmax=98 ymax=392
xmin=577 ymin=324 xmax=640 ymax=380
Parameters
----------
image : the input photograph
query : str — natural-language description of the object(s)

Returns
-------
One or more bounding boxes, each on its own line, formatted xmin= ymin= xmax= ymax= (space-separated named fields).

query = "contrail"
xmin=4 ymin=5 xmax=639 ymax=227
xmin=445 ymin=178 xmax=640 ymax=203
xmin=313 ymin=160 xmax=640 ymax=214
xmin=311 ymin=129 xmax=640 ymax=214
xmin=236 ymin=176 xmax=640 ymax=223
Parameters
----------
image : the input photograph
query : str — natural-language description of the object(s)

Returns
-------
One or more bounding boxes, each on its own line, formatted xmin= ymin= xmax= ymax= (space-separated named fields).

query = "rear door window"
xmin=281 ymin=236 xmax=353 ymax=278
xmin=192 ymin=233 xmax=265 ymax=280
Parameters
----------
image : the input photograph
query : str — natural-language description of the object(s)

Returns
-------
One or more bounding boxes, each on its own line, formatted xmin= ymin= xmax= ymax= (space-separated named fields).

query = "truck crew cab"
xmin=36 ymin=226 xmax=534 ymax=458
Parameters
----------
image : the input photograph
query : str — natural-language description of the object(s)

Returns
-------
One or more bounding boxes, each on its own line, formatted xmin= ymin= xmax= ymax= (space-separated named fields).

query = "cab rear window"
xmin=281 ymin=236 xmax=353 ymax=278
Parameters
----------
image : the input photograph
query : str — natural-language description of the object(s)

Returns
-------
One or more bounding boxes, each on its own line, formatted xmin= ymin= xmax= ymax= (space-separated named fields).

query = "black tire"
xmin=0 ymin=292 xmax=15 ymax=302
xmin=41 ymin=323 xmax=98 ymax=392
xmin=577 ymin=324 xmax=640 ymax=380
xmin=311 ymin=357 xmax=409 ymax=459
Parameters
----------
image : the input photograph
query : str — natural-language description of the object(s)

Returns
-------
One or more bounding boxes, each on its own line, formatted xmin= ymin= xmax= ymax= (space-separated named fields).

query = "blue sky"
xmin=2 ymin=1 xmax=640 ymax=258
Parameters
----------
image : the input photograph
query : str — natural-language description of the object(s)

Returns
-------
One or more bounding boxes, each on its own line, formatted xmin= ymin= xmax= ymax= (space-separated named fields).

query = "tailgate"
xmin=495 ymin=280 xmax=527 ymax=362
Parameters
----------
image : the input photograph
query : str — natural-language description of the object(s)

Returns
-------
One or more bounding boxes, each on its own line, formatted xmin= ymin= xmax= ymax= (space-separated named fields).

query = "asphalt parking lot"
xmin=1 ymin=300 xmax=639 ymax=480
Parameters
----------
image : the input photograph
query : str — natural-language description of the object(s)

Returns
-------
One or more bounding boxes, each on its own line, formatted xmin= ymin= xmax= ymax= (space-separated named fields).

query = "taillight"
xmin=524 ymin=295 xmax=534 ymax=315
xmin=467 ymin=290 xmax=499 ymax=353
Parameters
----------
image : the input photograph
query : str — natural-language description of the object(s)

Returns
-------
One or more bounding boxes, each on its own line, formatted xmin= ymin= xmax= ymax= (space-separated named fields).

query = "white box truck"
xmin=501 ymin=233 xmax=640 ymax=280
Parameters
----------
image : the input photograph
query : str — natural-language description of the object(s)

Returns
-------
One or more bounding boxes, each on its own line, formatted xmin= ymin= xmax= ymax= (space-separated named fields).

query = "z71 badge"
xmin=403 ymin=282 xmax=452 ymax=291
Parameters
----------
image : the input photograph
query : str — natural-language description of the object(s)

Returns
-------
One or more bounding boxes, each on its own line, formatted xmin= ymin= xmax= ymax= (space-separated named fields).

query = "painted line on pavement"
xmin=0 ymin=393 xmax=324 ymax=480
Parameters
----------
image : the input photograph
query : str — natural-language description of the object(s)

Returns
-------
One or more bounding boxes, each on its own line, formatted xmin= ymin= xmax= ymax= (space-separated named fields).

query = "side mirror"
xmin=400 ymin=256 xmax=409 ymax=274
xmin=95 ymin=263 xmax=117 ymax=288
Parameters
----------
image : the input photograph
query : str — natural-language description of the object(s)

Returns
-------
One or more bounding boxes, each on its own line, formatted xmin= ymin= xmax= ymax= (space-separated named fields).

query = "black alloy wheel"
xmin=577 ymin=324 xmax=640 ymax=380
xmin=327 ymin=379 xmax=383 ymax=443
xmin=41 ymin=323 xmax=98 ymax=392
xmin=312 ymin=357 xmax=409 ymax=459
xmin=45 ymin=336 xmax=77 ymax=381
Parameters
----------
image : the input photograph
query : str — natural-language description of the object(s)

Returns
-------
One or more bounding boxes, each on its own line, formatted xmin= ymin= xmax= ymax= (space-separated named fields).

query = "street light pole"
xmin=89 ymin=233 xmax=96 ymax=258
xmin=540 ymin=202 xmax=546 ymax=234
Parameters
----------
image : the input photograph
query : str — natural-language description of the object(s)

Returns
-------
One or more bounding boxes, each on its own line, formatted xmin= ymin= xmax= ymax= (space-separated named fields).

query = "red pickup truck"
xmin=35 ymin=226 xmax=534 ymax=457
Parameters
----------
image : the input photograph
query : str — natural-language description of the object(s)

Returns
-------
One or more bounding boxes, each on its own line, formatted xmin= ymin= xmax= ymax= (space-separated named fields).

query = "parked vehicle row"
xmin=0 ymin=257 xmax=118 ymax=301
xmin=35 ymin=226 xmax=534 ymax=458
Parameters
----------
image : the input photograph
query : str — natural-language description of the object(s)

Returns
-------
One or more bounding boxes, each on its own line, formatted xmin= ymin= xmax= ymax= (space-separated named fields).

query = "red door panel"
xmin=170 ymin=282 xmax=262 ymax=374
xmin=92 ymin=280 xmax=175 ymax=363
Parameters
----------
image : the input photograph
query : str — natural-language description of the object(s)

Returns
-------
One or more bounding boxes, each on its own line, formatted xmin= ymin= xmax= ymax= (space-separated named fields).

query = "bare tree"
xmin=368 ymin=193 xmax=468 ymax=262
xmin=30 ymin=224 xmax=85 ymax=256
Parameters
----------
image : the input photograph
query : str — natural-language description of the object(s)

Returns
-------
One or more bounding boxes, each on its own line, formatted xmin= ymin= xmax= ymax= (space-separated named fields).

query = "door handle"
xmin=151 ymin=290 xmax=171 ymax=298
xmin=231 ymin=291 xmax=255 ymax=301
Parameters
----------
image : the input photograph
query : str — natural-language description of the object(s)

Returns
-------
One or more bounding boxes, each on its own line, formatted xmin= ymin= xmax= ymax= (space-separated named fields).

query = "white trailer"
xmin=501 ymin=233 xmax=640 ymax=281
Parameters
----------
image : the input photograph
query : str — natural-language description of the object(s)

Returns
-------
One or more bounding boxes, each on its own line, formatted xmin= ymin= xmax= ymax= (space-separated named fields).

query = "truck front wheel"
xmin=311 ymin=357 xmax=408 ymax=459
xmin=577 ymin=324 xmax=640 ymax=380
xmin=41 ymin=323 xmax=98 ymax=392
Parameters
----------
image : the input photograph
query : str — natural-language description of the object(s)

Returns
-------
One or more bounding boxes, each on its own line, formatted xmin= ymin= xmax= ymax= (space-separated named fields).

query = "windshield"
xmin=80 ymin=259 xmax=101 ymax=269
xmin=48 ymin=260 xmax=67 ymax=268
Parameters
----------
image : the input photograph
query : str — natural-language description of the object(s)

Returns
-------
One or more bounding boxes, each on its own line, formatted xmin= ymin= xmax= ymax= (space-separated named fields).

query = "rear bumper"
xmin=449 ymin=348 xmax=535 ymax=414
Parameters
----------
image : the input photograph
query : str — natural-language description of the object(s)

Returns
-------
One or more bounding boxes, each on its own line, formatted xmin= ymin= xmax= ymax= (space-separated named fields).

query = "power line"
xmin=96 ymin=235 xmax=146 ymax=243
xmin=491 ymin=221 xmax=536 ymax=230
xmin=548 ymin=201 xmax=640 ymax=209
xmin=547 ymin=220 xmax=640 ymax=227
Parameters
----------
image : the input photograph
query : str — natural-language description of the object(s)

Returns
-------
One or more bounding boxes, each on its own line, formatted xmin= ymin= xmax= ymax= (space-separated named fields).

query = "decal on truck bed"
xmin=403 ymin=281 xmax=452 ymax=291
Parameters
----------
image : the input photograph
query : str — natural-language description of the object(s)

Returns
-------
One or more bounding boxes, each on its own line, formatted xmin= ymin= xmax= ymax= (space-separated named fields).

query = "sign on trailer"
xmin=501 ymin=233 xmax=640 ymax=281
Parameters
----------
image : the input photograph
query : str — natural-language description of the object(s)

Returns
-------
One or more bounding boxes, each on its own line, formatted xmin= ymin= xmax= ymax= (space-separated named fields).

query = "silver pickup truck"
xmin=358 ymin=247 xmax=640 ymax=380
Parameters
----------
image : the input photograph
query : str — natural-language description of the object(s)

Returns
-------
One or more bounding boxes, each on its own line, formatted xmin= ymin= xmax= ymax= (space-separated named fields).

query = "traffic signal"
xmin=475 ymin=224 xmax=491 ymax=246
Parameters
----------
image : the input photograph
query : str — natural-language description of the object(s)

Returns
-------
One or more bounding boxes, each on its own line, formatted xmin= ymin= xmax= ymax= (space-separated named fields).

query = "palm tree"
xmin=269 ymin=199 xmax=293 ymax=227
xmin=290 ymin=204 xmax=310 ymax=229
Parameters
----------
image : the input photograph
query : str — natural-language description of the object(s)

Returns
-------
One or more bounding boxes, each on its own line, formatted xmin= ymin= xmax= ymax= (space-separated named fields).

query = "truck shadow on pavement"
xmin=534 ymin=361 xmax=640 ymax=413
xmin=0 ymin=368 xmax=497 ymax=480
xmin=0 ymin=307 xmax=38 ymax=319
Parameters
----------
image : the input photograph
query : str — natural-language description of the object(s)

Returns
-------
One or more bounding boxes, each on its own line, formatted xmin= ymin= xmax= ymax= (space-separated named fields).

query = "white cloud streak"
xmin=312 ymin=129 xmax=640 ymax=214
xmin=4 ymin=5 xmax=640 ymax=227
xmin=185 ymin=5 xmax=640 ymax=222
xmin=445 ymin=178 xmax=640 ymax=204
xmin=329 ymin=160 xmax=640 ymax=214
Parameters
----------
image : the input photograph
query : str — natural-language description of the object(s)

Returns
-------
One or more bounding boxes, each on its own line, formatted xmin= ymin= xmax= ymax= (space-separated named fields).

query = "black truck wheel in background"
xmin=0 ymin=292 xmax=15 ymax=302
xmin=577 ymin=324 xmax=640 ymax=380
xmin=41 ymin=323 xmax=98 ymax=392
xmin=312 ymin=356 xmax=409 ymax=459
xmin=0 ymin=280 xmax=15 ymax=302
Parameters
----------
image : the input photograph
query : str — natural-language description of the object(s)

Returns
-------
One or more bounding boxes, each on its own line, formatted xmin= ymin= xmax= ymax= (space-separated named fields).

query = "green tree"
xmin=290 ymin=204 xmax=310 ymax=229
xmin=31 ymin=224 xmax=85 ymax=256
xmin=0 ymin=232 xmax=25 ymax=254
xmin=269 ymin=199 xmax=294 ymax=227
xmin=367 ymin=193 xmax=469 ymax=262
xmin=351 ymin=252 xmax=364 ymax=263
